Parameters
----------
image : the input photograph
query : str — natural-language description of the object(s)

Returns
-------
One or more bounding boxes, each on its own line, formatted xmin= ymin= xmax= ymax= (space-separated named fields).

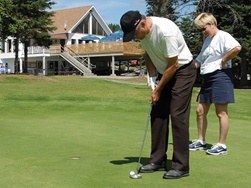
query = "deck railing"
xmin=50 ymin=42 xmax=145 ymax=56
xmin=27 ymin=46 xmax=50 ymax=54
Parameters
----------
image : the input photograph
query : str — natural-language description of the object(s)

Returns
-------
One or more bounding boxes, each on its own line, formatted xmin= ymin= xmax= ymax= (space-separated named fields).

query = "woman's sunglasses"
xmin=199 ymin=23 xmax=211 ymax=31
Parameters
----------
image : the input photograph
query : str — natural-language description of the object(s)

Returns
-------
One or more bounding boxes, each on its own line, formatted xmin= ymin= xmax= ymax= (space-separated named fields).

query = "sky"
xmin=52 ymin=0 xmax=147 ymax=25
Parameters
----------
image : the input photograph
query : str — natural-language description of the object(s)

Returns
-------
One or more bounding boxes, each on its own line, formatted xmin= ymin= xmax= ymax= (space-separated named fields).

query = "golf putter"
xmin=129 ymin=105 xmax=152 ymax=179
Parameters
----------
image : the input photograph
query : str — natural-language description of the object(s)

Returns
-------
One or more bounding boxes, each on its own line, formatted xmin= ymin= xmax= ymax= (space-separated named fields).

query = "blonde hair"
xmin=194 ymin=13 xmax=217 ymax=28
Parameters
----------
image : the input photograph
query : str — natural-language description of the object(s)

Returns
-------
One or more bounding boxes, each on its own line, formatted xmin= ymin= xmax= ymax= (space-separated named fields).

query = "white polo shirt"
xmin=140 ymin=17 xmax=193 ymax=74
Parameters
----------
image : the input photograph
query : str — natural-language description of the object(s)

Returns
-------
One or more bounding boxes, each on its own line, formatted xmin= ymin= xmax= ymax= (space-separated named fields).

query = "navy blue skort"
xmin=198 ymin=69 xmax=234 ymax=104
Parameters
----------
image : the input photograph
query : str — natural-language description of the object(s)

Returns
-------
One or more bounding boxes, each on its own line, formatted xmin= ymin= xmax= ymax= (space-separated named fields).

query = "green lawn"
xmin=0 ymin=75 xmax=250 ymax=188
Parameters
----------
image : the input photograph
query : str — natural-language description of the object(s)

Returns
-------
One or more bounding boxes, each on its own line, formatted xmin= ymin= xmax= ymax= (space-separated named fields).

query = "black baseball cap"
xmin=120 ymin=11 xmax=141 ymax=42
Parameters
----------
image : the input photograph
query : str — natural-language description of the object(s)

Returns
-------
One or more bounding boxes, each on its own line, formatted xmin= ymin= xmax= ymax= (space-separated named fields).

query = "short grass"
xmin=0 ymin=75 xmax=250 ymax=188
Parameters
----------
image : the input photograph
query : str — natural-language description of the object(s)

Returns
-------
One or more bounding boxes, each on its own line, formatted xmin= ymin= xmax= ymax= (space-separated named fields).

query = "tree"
xmin=108 ymin=23 xmax=120 ymax=32
xmin=145 ymin=0 xmax=177 ymax=21
xmin=0 ymin=0 xmax=56 ymax=73
xmin=1 ymin=1 xmax=22 ymax=72
xmin=19 ymin=0 xmax=56 ymax=73
xmin=0 ymin=0 xmax=14 ymax=38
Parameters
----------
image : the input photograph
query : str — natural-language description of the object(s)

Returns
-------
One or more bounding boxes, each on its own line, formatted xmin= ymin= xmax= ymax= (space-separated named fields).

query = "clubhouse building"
xmin=0 ymin=5 xmax=144 ymax=76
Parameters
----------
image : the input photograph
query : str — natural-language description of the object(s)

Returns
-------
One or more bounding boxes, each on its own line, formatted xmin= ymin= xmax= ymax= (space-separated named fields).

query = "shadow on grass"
xmin=110 ymin=157 xmax=172 ymax=169
xmin=205 ymin=143 xmax=213 ymax=150
xmin=110 ymin=157 xmax=149 ymax=166
xmin=134 ymin=87 xmax=149 ymax=89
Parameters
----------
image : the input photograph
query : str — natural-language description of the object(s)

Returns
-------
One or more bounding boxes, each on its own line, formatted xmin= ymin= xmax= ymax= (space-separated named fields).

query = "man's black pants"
xmin=149 ymin=60 xmax=197 ymax=171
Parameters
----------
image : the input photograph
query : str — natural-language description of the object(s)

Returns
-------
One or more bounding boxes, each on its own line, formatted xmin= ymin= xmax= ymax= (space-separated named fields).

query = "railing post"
xmin=111 ymin=55 xmax=116 ymax=76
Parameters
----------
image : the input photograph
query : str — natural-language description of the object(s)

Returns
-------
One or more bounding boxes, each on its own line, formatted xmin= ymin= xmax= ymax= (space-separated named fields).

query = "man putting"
xmin=120 ymin=10 xmax=197 ymax=179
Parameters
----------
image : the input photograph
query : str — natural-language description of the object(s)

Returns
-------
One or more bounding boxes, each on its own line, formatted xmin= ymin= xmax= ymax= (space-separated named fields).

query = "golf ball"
xmin=130 ymin=171 xmax=136 ymax=176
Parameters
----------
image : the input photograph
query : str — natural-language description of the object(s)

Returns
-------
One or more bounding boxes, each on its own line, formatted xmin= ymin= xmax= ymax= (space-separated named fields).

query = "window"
xmin=72 ymin=13 xmax=107 ymax=35
xmin=92 ymin=16 xmax=105 ymax=35
xmin=83 ymin=14 xmax=90 ymax=34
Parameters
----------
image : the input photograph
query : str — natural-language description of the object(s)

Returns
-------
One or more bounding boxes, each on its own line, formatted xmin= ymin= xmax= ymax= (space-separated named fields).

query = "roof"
xmin=51 ymin=5 xmax=92 ymax=33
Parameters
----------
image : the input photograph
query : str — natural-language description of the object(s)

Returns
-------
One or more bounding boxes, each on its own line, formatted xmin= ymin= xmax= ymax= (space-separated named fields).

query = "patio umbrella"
xmin=82 ymin=34 xmax=100 ymax=41
xmin=100 ymin=30 xmax=123 ymax=42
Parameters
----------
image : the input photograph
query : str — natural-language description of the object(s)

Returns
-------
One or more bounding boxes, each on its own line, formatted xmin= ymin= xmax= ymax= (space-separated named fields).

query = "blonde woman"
xmin=189 ymin=13 xmax=241 ymax=155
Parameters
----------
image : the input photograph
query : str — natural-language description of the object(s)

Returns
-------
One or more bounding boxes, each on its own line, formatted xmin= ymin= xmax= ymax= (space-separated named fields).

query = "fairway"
xmin=0 ymin=75 xmax=250 ymax=188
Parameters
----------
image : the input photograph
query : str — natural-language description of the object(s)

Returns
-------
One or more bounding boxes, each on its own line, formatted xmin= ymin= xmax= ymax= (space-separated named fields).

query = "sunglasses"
xmin=199 ymin=23 xmax=212 ymax=31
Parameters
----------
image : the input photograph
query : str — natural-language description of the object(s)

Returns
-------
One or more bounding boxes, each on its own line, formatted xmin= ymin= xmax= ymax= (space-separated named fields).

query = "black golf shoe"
xmin=163 ymin=169 xmax=189 ymax=179
xmin=139 ymin=162 xmax=166 ymax=173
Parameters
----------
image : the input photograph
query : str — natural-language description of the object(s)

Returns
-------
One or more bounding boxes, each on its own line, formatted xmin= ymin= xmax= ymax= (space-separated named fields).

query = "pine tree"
xmin=145 ymin=0 xmax=177 ymax=21
xmin=0 ymin=0 xmax=56 ymax=73
xmin=108 ymin=24 xmax=121 ymax=32
xmin=19 ymin=0 xmax=56 ymax=73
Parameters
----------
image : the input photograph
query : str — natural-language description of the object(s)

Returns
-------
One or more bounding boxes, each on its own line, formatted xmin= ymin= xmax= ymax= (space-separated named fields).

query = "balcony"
xmin=50 ymin=42 xmax=145 ymax=57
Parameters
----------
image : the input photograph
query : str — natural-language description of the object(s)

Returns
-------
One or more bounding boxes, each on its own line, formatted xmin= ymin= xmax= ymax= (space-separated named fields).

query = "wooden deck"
xmin=50 ymin=42 xmax=145 ymax=56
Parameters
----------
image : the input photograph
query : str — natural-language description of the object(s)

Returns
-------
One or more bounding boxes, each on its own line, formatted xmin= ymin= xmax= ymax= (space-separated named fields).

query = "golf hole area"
xmin=70 ymin=156 xmax=80 ymax=160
